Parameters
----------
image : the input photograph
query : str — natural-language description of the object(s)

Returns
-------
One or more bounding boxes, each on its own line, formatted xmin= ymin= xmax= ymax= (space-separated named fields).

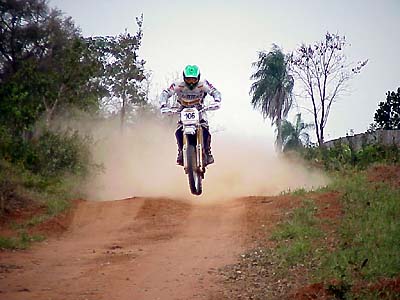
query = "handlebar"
xmin=161 ymin=104 xmax=220 ymax=115
xmin=160 ymin=107 xmax=180 ymax=115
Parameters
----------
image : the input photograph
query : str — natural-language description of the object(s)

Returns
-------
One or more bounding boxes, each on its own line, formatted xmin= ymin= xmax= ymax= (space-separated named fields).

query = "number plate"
xmin=181 ymin=108 xmax=199 ymax=125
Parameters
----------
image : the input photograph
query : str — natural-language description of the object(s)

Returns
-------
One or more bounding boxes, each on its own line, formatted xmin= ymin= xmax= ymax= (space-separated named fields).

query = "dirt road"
xmin=0 ymin=197 xmax=253 ymax=300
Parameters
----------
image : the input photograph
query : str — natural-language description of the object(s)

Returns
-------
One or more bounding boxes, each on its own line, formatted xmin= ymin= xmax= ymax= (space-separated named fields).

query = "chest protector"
xmin=176 ymin=85 xmax=207 ymax=107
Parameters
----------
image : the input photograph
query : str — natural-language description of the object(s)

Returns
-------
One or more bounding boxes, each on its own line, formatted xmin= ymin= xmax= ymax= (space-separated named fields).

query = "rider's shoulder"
xmin=196 ymin=80 xmax=211 ymax=89
xmin=168 ymin=81 xmax=185 ymax=88
xmin=201 ymin=79 xmax=217 ymax=90
xmin=175 ymin=81 xmax=186 ymax=89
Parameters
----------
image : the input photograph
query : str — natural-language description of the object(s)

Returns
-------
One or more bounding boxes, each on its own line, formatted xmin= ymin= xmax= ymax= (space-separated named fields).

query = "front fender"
xmin=183 ymin=125 xmax=196 ymax=135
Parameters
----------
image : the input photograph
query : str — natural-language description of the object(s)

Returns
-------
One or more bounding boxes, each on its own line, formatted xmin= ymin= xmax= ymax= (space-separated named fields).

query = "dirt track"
xmin=0 ymin=197 xmax=256 ymax=300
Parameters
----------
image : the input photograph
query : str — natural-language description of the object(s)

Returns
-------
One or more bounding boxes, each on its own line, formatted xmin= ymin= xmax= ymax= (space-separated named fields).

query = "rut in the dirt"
xmin=0 ymin=197 xmax=247 ymax=300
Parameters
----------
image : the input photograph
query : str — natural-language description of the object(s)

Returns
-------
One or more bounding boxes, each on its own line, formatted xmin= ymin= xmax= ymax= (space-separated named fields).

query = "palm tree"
xmin=280 ymin=113 xmax=314 ymax=152
xmin=250 ymin=44 xmax=294 ymax=150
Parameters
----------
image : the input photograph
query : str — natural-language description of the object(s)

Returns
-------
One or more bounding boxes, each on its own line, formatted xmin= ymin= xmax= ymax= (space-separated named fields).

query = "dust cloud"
xmin=81 ymin=116 xmax=329 ymax=202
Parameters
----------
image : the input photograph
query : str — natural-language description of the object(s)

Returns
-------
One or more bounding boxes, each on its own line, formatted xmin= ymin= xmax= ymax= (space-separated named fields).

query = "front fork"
xmin=182 ymin=125 xmax=204 ymax=172
xmin=197 ymin=125 xmax=204 ymax=170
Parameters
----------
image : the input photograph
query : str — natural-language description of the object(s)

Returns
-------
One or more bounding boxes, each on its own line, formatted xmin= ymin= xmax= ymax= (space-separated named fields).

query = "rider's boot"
xmin=176 ymin=149 xmax=183 ymax=166
xmin=175 ymin=129 xmax=184 ymax=166
xmin=206 ymin=150 xmax=214 ymax=165
xmin=205 ymin=135 xmax=214 ymax=165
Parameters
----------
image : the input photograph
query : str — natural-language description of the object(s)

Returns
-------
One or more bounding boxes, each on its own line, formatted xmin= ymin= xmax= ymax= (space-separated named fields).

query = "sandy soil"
xmin=0 ymin=197 xmax=254 ymax=300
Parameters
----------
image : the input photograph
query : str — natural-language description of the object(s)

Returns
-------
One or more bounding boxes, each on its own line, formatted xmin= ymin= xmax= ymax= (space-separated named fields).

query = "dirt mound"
xmin=295 ymin=277 xmax=400 ymax=300
xmin=30 ymin=200 xmax=82 ymax=236
xmin=367 ymin=164 xmax=400 ymax=187
xmin=292 ymin=282 xmax=331 ymax=300
xmin=366 ymin=277 xmax=400 ymax=296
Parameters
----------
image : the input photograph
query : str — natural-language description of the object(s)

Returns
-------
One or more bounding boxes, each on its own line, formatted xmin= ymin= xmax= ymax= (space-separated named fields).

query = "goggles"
xmin=185 ymin=77 xmax=198 ymax=84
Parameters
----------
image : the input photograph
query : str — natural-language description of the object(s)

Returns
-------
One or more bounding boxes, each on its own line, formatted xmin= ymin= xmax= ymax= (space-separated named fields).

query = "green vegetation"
xmin=0 ymin=232 xmax=45 ymax=250
xmin=271 ymin=199 xmax=322 ymax=267
xmin=317 ymin=175 xmax=400 ymax=281
xmin=0 ymin=1 xmax=150 ymax=248
xmin=302 ymin=143 xmax=400 ymax=171
xmin=0 ymin=157 xmax=78 ymax=224
xmin=374 ymin=87 xmax=400 ymax=130
xmin=280 ymin=113 xmax=313 ymax=152
xmin=250 ymin=34 xmax=367 ymax=148
xmin=250 ymin=44 xmax=294 ymax=150
xmin=268 ymin=171 xmax=400 ymax=298
xmin=266 ymin=144 xmax=400 ymax=298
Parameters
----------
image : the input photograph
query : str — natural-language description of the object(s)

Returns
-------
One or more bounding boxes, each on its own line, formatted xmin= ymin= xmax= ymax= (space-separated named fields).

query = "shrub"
xmin=302 ymin=143 xmax=400 ymax=171
xmin=25 ymin=129 xmax=94 ymax=178
xmin=0 ymin=125 xmax=14 ymax=159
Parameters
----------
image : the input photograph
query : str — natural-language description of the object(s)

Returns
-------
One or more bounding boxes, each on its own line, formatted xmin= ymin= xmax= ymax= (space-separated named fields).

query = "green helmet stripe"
xmin=184 ymin=65 xmax=200 ymax=77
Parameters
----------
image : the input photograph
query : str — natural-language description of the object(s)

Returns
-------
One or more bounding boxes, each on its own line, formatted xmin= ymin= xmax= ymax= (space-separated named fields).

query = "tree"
xmin=41 ymin=38 xmax=103 ymax=125
xmin=0 ymin=0 xmax=103 ymax=135
xmin=374 ymin=87 xmax=400 ymax=129
xmin=0 ymin=0 xmax=50 ymax=77
xmin=291 ymin=32 xmax=368 ymax=146
xmin=280 ymin=113 xmax=313 ymax=152
xmin=88 ymin=15 xmax=147 ymax=129
xmin=250 ymin=44 xmax=294 ymax=150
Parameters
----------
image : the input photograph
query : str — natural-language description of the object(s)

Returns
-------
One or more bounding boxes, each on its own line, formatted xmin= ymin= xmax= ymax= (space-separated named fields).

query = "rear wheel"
xmin=186 ymin=144 xmax=202 ymax=195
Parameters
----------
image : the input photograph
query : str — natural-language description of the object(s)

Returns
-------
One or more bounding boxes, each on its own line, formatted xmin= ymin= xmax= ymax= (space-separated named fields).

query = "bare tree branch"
xmin=291 ymin=32 xmax=367 ymax=146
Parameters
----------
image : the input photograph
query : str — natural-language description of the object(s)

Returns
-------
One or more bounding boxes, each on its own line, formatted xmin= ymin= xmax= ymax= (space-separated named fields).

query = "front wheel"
xmin=186 ymin=144 xmax=202 ymax=195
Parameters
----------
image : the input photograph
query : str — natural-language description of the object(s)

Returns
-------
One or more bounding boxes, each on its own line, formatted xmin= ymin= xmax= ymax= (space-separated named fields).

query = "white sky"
xmin=50 ymin=0 xmax=400 ymax=142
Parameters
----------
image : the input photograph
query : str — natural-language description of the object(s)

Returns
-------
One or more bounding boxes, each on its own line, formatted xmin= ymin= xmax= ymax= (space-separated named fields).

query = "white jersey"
xmin=159 ymin=80 xmax=221 ymax=108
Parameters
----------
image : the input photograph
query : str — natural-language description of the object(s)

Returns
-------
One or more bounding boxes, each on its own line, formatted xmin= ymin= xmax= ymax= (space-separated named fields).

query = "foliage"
xmin=0 ymin=157 xmax=80 ymax=215
xmin=0 ymin=0 xmax=56 ymax=75
xmin=0 ymin=127 xmax=95 ymax=179
xmin=280 ymin=113 xmax=313 ymax=152
xmin=25 ymin=129 xmax=95 ymax=177
xmin=0 ymin=60 xmax=44 ymax=136
xmin=87 ymin=15 xmax=147 ymax=128
xmin=302 ymin=143 xmax=400 ymax=171
xmin=271 ymin=199 xmax=322 ymax=266
xmin=264 ymin=169 xmax=400 ymax=298
xmin=0 ymin=0 xmax=103 ymax=137
xmin=250 ymin=44 xmax=294 ymax=149
xmin=291 ymin=32 xmax=368 ymax=146
xmin=0 ymin=1 xmax=147 ymax=241
xmin=0 ymin=232 xmax=45 ymax=250
xmin=374 ymin=87 xmax=400 ymax=129
xmin=317 ymin=174 xmax=400 ymax=297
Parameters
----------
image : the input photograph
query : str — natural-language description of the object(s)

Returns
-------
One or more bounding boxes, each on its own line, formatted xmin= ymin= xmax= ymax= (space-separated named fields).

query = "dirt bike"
xmin=162 ymin=103 xmax=219 ymax=196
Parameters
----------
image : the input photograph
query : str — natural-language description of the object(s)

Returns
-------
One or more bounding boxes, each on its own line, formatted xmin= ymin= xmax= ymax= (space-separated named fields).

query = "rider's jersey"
xmin=159 ymin=80 xmax=221 ymax=108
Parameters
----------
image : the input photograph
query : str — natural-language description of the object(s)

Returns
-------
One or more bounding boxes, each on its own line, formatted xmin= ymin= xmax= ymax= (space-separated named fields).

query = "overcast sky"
xmin=49 ymin=0 xmax=400 ymax=142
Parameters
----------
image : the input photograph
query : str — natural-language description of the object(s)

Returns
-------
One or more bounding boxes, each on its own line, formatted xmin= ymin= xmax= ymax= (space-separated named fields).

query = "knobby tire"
xmin=187 ymin=144 xmax=202 ymax=195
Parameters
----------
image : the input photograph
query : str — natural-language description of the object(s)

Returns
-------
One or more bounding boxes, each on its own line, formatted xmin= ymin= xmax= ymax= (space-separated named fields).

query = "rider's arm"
xmin=204 ymin=80 xmax=221 ymax=103
xmin=159 ymin=83 xmax=177 ymax=108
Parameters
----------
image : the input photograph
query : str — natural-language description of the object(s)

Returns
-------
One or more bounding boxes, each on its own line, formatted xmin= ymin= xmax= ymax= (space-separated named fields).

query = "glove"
xmin=160 ymin=106 xmax=170 ymax=114
xmin=207 ymin=103 xmax=220 ymax=111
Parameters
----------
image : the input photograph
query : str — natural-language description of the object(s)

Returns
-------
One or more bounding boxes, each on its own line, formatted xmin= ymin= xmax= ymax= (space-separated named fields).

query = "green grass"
xmin=270 ymin=199 xmax=323 ymax=267
xmin=317 ymin=174 xmax=400 ymax=283
xmin=0 ymin=232 xmax=46 ymax=250
xmin=11 ymin=214 xmax=49 ymax=230
xmin=265 ymin=166 xmax=400 ymax=298
xmin=0 ymin=159 xmax=77 ymax=248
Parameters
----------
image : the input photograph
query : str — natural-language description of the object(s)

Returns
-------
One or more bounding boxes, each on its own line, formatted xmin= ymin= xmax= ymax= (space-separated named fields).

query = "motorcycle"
xmin=161 ymin=103 xmax=219 ymax=196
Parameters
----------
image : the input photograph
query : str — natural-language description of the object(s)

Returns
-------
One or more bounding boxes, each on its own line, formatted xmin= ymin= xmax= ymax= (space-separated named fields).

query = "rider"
xmin=159 ymin=65 xmax=221 ymax=166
